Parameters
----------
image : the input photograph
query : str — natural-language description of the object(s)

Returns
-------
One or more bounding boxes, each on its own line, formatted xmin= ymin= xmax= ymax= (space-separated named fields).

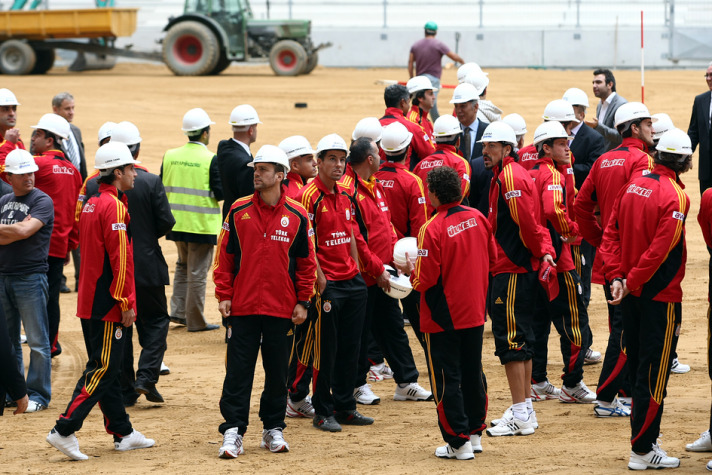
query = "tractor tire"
xmin=269 ymin=40 xmax=307 ymax=77
xmin=0 ymin=40 xmax=36 ymax=75
xmin=302 ymin=52 xmax=318 ymax=75
xmin=209 ymin=52 xmax=231 ymax=75
xmin=163 ymin=21 xmax=219 ymax=76
xmin=31 ymin=48 xmax=55 ymax=75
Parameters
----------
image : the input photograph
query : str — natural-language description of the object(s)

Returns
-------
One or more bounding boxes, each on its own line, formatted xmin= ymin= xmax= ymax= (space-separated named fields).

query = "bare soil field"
xmin=1 ymin=63 xmax=711 ymax=474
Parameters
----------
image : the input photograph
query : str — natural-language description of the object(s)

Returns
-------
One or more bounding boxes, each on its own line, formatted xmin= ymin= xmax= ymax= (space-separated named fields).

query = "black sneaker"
xmin=135 ymin=382 xmax=165 ymax=403
xmin=313 ymin=414 xmax=342 ymax=432
xmin=334 ymin=409 xmax=374 ymax=426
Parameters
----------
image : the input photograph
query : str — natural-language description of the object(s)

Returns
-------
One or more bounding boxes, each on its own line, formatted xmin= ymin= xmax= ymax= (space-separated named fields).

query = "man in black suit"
xmin=688 ymin=62 xmax=712 ymax=194
xmin=451 ymin=83 xmax=484 ymax=160
xmin=217 ymin=104 xmax=260 ymax=218
xmin=585 ymin=69 xmax=627 ymax=151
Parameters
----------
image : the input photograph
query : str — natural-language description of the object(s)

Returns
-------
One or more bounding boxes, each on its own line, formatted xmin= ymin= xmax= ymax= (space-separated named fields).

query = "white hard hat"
xmin=479 ymin=121 xmax=517 ymax=146
xmin=229 ymin=104 xmax=261 ymax=126
xmin=316 ymin=133 xmax=348 ymax=154
xmin=655 ymin=128 xmax=692 ymax=156
xmin=0 ymin=88 xmax=19 ymax=106
xmin=393 ymin=237 xmax=418 ymax=268
xmin=94 ymin=141 xmax=140 ymax=171
xmin=249 ymin=144 xmax=290 ymax=172
xmin=457 ymin=62 xmax=488 ymax=83
xmin=111 ymin=121 xmax=142 ymax=146
xmin=381 ymin=122 xmax=412 ymax=155
xmin=5 ymin=148 xmax=38 ymax=174
xmin=352 ymin=117 xmax=383 ymax=142
xmin=382 ymin=265 xmax=413 ymax=299
xmin=542 ymin=99 xmax=579 ymax=123
xmin=182 ymin=108 xmax=215 ymax=134
xmin=98 ymin=121 xmax=116 ymax=143
xmin=433 ymin=115 xmax=463 ymax=137
xmin=502 ymin=113 xmax=527 ymax=136
xmin=462 ymin=71 xmax=489 ymax=96
xmin=449 ymin=83 xmax=479 ymax=104
xmin=614 ymin=102 xmax=652 ymax=128
xmin=652 ymin=113 xmax=675 ymax=140
xmin=406 ymin=75 xmax=438 ymax=94
xmin=31 ymin=113 xmax=70 ymax=140
xmin=562 ymin=87 xmax=590 ymax=108
xmin=533 ymin=121 xmax=571 ymax=146
xmin=279 ymin=135 xmax=315 ymax=160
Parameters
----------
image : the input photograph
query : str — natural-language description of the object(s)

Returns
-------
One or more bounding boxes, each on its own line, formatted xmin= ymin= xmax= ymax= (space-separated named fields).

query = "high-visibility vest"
xmin=162 ymin=142 xmax=221 ymax=235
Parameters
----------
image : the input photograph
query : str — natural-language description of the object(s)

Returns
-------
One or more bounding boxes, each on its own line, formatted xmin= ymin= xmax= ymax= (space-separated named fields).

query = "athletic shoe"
xmin=687 ymin=430 xmax=712 ymax=452
xmin=114 ymin=429 xmax=155 ymax=451
xmin=559 ymin=381 xmax=596 ymax=403
xmin=260 ymin=428 xmax=289 ymax=453
xmin=619 ymin=396 xmax=632 ymax=407
xmin=394 ymin=382 xmax=433 ymax=401
xmin=378 ymin=363 xmax=394 ymax=380
xmin=671 ymin=357 xmax=691 ymax=374
xmin=707 ymin=460 xmax=712 ymax=472
xmin=584 ymin=348 xmax=602 ymax=365
xmin=470 ymin=434 xmax=483 ymax=453
xmin=628 ymin=444 xmax=680 ymax=470
xmin=313 ymin=414 xmax=342 ymax=432
xmin=354 ymin=384 xmax=381 ymax=405
xmin=593 ymin=398 xmax=630 ymax=417
xmin=20 ymin=333 xmax=27 ymax=344
xmin=531 ymin=380 xmax=561 ymax=401
xmin=334 ymin=409 xmax=374 ymax=425
xmin=159 ymin=362 xmax=170 ymax=375
xmin=485 ymin=413 xmax=535 ymax=437
xmin=286 ymin=394 xmax=315 ymax=418
xmin=25 ymin=400 xmax=47 ymax=413
xmin=367 ymin=366 xmax=385 ymax=382
xmin=219 ymin=428 xmax=244 ymax=458
xmin=47 ymin=429 xmax=88 ymax=461
xmin=135 ymin=382 xmax=164 ymax=403
xmin=491 ymin=407 xmax=538 ymax=429
xmin=435 ymin=441 xmax=474 ymax=460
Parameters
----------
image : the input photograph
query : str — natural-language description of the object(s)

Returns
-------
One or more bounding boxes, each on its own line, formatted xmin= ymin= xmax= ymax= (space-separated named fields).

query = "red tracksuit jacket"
xmin=600 ymin=164 xmax=688 ymax=302
xmin=284 ymin=171 xmax=307 ymax=199
xmin=380 ymin=107 xmax=435 ymax=169
xmin=517 ymin=143 xmax=539 ymax=170
xmin=488 ymin=155 xmax=555 ymax=275
xmin=412 ymin=201 xmax=496 ymax=332
xmin=407 ymin=104 xmax=434 ymax=141
xmin=375 ymin=160 xmax=428 ymax=239
xmin=213 ymin=190 xmax=317 ymax=318
xmin=414 ymin=144 xmax=471 ymax=216
xmin=77 ymin=183 xmax=136 ymax=322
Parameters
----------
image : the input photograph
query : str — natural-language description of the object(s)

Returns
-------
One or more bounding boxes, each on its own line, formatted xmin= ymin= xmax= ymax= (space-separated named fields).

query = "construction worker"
xmin=406 ymin=76 xmax=437 ymax=139
xmin=279 ymin=135 xmax=317 ymax=199
xmin=213 ymin=145 xmax=316 ymax=458
xmin=47 ymin=142 xmax=154 ymax=461
xmin=162 ymin=108 xmax=222 ymax=332
xmin=450 ymin=83 xmax=484 ymax=160
xmin=601 ymin=128 xmax=691 ymax=470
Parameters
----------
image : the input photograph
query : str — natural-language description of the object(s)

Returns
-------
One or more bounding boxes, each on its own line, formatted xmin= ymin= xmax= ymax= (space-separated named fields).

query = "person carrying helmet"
xmin=296 ymin=134 xmax=370 ymax=432
xmin=279 ymin=135 xmax=317 ymax=199
xmin=450 ymin=83 xmax=484 ymax=161
xmin=397 ymin=166 xmax=494 ymax=459
xmin=213 ymin=144 xmax=316 ymax=459
xmin=0 ymin=149 xmax=54 ymax=414
xmin=600 ymin=128 xmax=691 ymax=470
xmin=161 ymin=109 xmax=223 ymax=333
xmin=406 ymin=76 xmax=437 ymax=139
xmin=47 ymin=142 xmax=154 ymax=461
xmin=217 ymin=104 xmax=261 ymax=218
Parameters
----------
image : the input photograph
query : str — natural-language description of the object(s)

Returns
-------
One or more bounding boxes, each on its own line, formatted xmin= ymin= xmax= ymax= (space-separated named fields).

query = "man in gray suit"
xmin=688 ymin=61 xmax=712 ymax=194
xmin=585 ymin=69 xmax=627 ymax=151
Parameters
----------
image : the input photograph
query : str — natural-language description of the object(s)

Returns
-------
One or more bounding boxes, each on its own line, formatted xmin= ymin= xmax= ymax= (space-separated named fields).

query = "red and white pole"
xmin=641 ymin=10 xmax=645 ymax=103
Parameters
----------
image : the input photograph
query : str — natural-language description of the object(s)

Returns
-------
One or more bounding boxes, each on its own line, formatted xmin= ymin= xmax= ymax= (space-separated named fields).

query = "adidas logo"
xmin=241 ymin=213 xmax=251 ymax=220
xmin=287 ymin=329 xmax=293 ymax=336
xmin=494 ymin=297 xmax=504 ymax=304
xmin=322 ymin=205 xmax=328 ymax=212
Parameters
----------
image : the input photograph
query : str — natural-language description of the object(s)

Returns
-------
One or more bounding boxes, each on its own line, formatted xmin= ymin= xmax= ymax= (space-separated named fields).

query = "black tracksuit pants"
xmin=596 ymin=282 xmax=631 ymax=403
xmin=287 ymin=310 xmax=314 ymax=402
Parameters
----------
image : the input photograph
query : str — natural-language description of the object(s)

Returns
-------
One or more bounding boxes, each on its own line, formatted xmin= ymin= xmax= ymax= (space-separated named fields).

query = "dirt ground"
xmin=1 ymin=63 xmax=711 ymax=474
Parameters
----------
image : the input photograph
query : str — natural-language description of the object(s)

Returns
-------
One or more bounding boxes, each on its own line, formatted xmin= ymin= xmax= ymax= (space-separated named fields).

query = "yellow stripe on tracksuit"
xmin=424 ymin=333 xmax=442 ymax=405
xmin=312 ymin=291 xmax=323 ymax=371
xmin=653 ymin=303 xmax=675 ymax=404
xmin=502 ymin=166 xmax=526 ymax=246
xmin=563 ymin=272 xmax=582 ymax=346
xmin=548 ymin=164 xmax=571 ymax=236
xmin=111 ymin=196 xmax=129 ymax=311
xmin=85 ymin=322 xmax=113 ymax=394
xmin=506 ymin=274 xmax=518 ymax=350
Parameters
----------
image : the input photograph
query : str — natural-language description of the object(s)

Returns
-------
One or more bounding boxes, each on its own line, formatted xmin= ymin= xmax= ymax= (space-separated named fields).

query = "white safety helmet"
xmin=352 ymin=117 xmax=383 ymax=142
xmin=478 ymin=121 xmax=517 ymax=146
xmin=462 ymin=71 xmax=489 ymax=96
xmin=98 ymin=121 xmax=116 ymax=144
xmin=316 ymin=133 xmax=348 ymax=155
xmin=502 ymin=113 xmax=527 ymax=136
xmin=111 ymin=121 xmax=142 ymax=146
xmin=94 ymin=141 xmax=140 ymax=172
xmin=382 ymin=265 xmax=413 ymax=299
xmin=229 ymin=104 xmax=261 ymax=127
xmin=0 ymin=88 xmax=19 ymax=106
xmin=457 ymin=62 xmax=488 ymax=83
xmin=249 ymin=144 xmax=290 ymax=172
xmin=31 ymin=113 xmax=70 ymax=140
xmin=182 ymin=108 xmax=215 ymax=134
xmin=5 ymin=148 xmax=38 ymax=174
xmin=614 ymin=102 xmax=652 ymax=128
xmin=279 ymin=135 xmax=315 ymax=160
xmin=562 ymin=87 xmax=590 ymax=108
xmin=381 ymin=122 xmax=412 ymax=155
xmin=406 ymin=75 xmax=438 ymax=95
xmin=542 ymin=99 xmax=579 ymax=123
xmin=652 ymin=113 xmax=675 ymax=141
xmin=393 ymin=237 xmax=418 ymax=268
xmin=449 ymin=83 xmax=479 ymax=104
xmin=433 ymin=115 xmax=463 ymax=138
xmin=533 ymin=121 xmax=571 ymax=146
xmin=655 ymin=128 xmax=692 ymax=156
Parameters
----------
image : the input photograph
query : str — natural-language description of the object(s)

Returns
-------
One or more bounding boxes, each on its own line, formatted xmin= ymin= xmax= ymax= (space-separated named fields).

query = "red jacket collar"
xmin=384 ymin=107 xmax=405 ymax=119
xmin=436 ymin=201 xmax=460 ymax=213
xmin=621 ymin=137 xmax=649 ymax=154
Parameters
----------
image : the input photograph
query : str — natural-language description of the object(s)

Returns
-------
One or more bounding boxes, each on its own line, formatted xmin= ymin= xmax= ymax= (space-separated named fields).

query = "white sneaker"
xmin=260 ymin=428 xmax=289 ymax=453
xmin=354 ymin=384 xmax=381 ymax=405
xmin=470 ymin=434 xmax=482 ymax=453
xmin=671 ymin=357 xmax=691 ymax=374
xmin=584 ymin=348 xmax=602 ymax=365
xmin=394 ymin=382 xmax=433 ymax=401
xmin=687 ymin=430 xmax=712 ymax=452
xmin=707 ymin=460 xmax=712 ymax=472
xmin=159 ymin=362 xmax=170 ymax=375
xmin=619 ymin=396 xmax=632 ymax=407
xmin=379 ymin=364 xmax=394 ymax=379
xmin=628 ymin=444 xmax=680 ymax=470
xmin=491 ymin=406 xmax=538 ymax=429
xmin=219 ymin=428 xmax=244 ymax=459
xmin=25 ymin=400 xmax=47 ymax=413
xmin=114 ymin=429 xmax=155 ymax=451
xmin=560 ymin=381 xmax=596 ymax=403
xmin=367 ymin=365 xmax=385 ymax=382
xmin=435 ymin=441 xmax=474 ymax=460
xmin=20 ymin=333 xmax=27 ymax=344
xmin=485 ymin=413 xmax=535 ymax=437
xmin=531 ymin=380 xmax=561 ymax=401
xmin=46 ymin=428 xmax=89 ymax=461
xmin=286 ymin=394 xmax=315 ymax=418
xmin=594 ymin=398 xmax=631 ymax=417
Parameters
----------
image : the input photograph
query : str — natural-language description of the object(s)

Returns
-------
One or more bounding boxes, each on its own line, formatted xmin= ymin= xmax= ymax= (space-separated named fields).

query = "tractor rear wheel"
xmin=0 ymin=40 xmax=36 ymax=75
xmin=163 ymin=21 xmax=219 ymax=76
xmin=269 ymin=40 xmax=307 ymax=76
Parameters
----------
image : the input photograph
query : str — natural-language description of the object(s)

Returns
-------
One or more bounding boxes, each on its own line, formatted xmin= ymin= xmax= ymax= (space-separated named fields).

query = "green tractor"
xmin=162 ymin=0 xmax=326 ymax=76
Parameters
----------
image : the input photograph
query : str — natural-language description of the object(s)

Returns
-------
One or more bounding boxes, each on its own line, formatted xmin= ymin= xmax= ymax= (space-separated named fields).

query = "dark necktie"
xmin=462 ymin=128 xmax=471 ymax=160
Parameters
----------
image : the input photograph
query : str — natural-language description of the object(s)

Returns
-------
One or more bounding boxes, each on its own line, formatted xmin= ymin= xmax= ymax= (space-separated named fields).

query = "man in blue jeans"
xmin=0 ymin=149 xmax=54 ymax=413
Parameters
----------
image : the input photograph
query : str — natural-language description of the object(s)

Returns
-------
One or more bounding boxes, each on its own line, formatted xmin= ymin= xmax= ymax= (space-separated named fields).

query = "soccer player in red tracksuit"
xmin=47 ymin=142 xmax=154 ymax=461
xmin=213 ymin=145 xmax=317 ymax=458
xmin=600 ymin=133 xmax=691 ymax=470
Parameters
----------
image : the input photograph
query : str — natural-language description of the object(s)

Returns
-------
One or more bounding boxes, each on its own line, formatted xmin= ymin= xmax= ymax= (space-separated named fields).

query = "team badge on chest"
xmin=281 ymin=216 xmax=290 ymax=227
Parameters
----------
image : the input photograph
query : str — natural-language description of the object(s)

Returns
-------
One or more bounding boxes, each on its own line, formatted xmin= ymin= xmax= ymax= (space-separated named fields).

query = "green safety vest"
xmin=162 ymin=142 xmax=221 ymax=235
